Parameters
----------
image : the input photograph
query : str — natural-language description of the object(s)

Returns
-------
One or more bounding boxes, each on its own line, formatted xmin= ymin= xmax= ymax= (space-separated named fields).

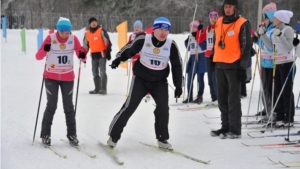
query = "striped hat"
xmin=56 ymin=17 xmax=72 ymax=32
xmin=153 ymin=17 xmax=171 ymax=31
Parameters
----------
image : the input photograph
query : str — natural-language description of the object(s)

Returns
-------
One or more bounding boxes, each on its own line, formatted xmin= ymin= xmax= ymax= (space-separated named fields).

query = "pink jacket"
xmin=36 ymin=33 xmax=87 ymax=81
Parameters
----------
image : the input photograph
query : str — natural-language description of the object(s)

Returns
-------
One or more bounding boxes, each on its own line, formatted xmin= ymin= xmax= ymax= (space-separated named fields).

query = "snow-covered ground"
xmin=1 ymin=29 xmax=300 ymax=169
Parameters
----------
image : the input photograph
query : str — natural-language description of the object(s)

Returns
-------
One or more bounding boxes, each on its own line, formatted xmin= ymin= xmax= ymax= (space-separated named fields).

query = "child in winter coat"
xmin=253 ymin=2 xmax=277 ymax=117
xmin=197 ymin=10 xmax=219 ymax=104
xmin=35 ymin=17 xmax=87 ymax=146
xmin=129 ymin=20 xmax=144 ymax=67
xmin=259 ymin=10 xmax=295 ymax=127
xmin=183 ymin=20 xmax=207 ymax=104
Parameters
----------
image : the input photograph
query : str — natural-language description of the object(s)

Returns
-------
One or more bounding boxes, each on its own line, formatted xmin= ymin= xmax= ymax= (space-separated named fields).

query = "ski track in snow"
xmin=1 ymin=29 xmax=300 ymax=169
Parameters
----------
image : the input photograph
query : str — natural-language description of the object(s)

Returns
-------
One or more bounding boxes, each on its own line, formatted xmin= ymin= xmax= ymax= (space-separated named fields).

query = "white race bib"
xmin=46 ymin=34 xmax=75 ymax=74
xmin=139 ymin=34 xmax=172 ymax=70
xmin=206 ymin=28 xmax=214 ymax=51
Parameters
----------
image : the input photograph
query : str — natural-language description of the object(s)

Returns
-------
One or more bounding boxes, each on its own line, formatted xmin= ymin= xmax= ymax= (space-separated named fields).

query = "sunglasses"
xmin=209 ymin=13 xmax=219 ymax=18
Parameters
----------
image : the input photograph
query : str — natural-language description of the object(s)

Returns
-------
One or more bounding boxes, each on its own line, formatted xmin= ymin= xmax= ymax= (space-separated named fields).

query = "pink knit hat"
xmin=189 ymin=20 xmax=201 ymax=29
xmin=262 ymin=2 xmax=277 ymax=13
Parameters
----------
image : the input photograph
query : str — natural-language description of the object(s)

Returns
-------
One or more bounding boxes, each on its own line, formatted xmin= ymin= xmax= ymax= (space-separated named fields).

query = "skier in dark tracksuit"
xmin=107 ymin=17 xmax=183 ymax=150
xmin=209 ymin=0 xmax=252 ymax=139
xmin=36 ymin=17 xmax=87 ymax=146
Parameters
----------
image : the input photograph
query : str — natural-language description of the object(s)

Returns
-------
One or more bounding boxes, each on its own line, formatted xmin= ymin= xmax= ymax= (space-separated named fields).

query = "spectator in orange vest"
xmin=83 ymin=17 xmax=112 ymax=95
xmin=209 ymin=0 xmax=252 ymax=139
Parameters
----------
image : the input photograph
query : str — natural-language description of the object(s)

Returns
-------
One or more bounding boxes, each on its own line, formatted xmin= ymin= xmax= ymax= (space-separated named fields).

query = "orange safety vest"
xmin=85 ymin=27 xmax=106 ymax=53
xmin=213 ymin=16 xmax=247 ymax=63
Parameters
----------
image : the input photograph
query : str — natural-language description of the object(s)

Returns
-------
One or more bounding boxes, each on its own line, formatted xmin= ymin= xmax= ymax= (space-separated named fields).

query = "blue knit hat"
xmin=133 ymin=20 xmax=143 ymax=29
xmin=153 ymin=17 xmax=171 ymax=31
xmin=56 ymin=17 xmax=72 ymax=32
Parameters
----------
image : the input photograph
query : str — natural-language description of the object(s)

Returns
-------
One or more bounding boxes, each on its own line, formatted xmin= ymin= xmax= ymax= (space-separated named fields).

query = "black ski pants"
xmin=215 ymin=68 xmax=242 ymax=135
xmin=261 ymin=67 xmax=273 ymax=114
xmin=40 ymin=79 xmax=76 ymax=137
xmin=274 ymin=62 xmax=295 ymax=123
xmin=108 ymin=76 xmax=169 ymax=140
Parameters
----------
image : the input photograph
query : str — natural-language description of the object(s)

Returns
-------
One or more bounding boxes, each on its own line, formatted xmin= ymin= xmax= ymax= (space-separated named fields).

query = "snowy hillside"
xmin=1 ymin=29 xmax=300 ymax=169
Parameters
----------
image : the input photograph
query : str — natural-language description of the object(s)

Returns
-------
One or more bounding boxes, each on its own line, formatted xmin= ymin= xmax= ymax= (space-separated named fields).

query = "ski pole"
xmin=255 ymin=52 xmax=269 ymax=122
xmin=255 ymin=86 xmax=262 ymax=121
xmin=245 ymin=46 xmax=259 ymax=126
xmin=182 ymin=4 xmax=198 ymax=102
xmin=74 ymin=60 xmax=82 ymax=115
xmin=255 ymin=58 xmax=269 ymax=121
xmin=285 ymin=67 xmax=295 ymax=142
xmin=270 ymin=44 xmax=277 ymax=132
xmin=285 ymin=46 xmax=297 ymax=142
xmin=263 ymin=57 xmax=298 ymax=133
xmin=32 ymin=64 xmax=46 ymax=145
xmin=187 ymin=68 xmax=196 ymax=106
xmin=296 ymin=91 xmax=300 ymax=108
xmin=187 ymin=30 xmax=202 ymax=106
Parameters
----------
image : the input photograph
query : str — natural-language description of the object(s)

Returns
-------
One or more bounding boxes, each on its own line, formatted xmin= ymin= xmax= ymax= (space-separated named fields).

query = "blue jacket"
xmin=185 ymin=38 xmax=207 ymax=74
xmin=259 ymin=11 xmax=275 ymax=68
xmin=295 ymin=23 xmax=300 ymax=31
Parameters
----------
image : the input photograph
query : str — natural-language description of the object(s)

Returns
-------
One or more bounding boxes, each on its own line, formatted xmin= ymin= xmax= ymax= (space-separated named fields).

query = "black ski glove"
xmin=174 ymin=87 xmax=182 ymax=98
xmin=238 ymin=69 xmax=247 ymax=83
xmin=79 ymin=52 xmax=86 ymax=59
xmin=293 ymin=37 xmax=299 ymax=46
xmin=106 ymin=51 xmax=111 ymax=61
xmin=44 ymin=44 xmax=51 ymax=52
xmin=252 ymin=35 xmax=258 ymax=43
xmin=198 ymin=24 xmax=203 ymax=30
xmin=110 ymin=57 xmax=122 ymax=69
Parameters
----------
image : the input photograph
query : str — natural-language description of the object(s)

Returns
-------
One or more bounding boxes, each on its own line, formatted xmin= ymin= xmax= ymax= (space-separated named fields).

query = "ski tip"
xmin=278 ymin=161 xmax=288 ymax=167
xmin=241 ymin=142 xmax=249 ymax=147
xmin=267 ymin=157 xmax=277 ymax=163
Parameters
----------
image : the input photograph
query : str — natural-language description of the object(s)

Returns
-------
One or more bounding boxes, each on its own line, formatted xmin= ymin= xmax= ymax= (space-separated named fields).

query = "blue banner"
xmin=2 ymin=16 xmax=7 ymax=38
xmin=37 ymin=28 xmax=43 ymax=50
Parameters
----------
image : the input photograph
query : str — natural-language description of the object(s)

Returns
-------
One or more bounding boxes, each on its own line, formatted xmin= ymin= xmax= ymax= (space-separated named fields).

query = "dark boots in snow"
xmin=89 ymin=77 xmax=101 ymax=94
xmin=99 ymin=76 xmax=107 ymax=95
xmin=192 ymin=95 xmax=203 ymax=104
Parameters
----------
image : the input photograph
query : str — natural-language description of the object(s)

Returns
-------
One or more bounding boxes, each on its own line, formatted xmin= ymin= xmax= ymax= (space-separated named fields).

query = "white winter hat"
xmin=274 ymin=10 xmax=293 ymax=24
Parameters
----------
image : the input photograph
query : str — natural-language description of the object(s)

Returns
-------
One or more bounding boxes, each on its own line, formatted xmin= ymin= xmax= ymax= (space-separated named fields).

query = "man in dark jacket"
xmin=83 ymin=17 xmax=112 ymax=95
xmin=107 ymin=17 xmax=183 ymax=150
xmin=209 ymin=0 xmax=252 ymax=139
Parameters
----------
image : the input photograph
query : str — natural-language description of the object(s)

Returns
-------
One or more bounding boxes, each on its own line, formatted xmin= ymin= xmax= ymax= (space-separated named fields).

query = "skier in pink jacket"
xmin=36 ymin=17 xmax=87 ymax=147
